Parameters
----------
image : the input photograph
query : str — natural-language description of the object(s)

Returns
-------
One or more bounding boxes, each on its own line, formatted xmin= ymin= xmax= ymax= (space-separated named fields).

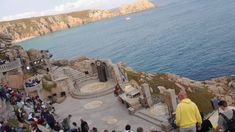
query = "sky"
xmin=0 ymin=0 xmax=137 ymax=21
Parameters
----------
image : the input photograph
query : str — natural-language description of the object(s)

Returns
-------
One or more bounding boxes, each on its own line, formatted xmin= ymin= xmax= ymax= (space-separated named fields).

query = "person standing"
xmin=62 ymin=114 xmax=72 ymax=132
xmin=123 ymin=124 xmax=133 ymax=132
xmin=216 ymin=100 xmax=235 ymax=132
xmin=137 ymin=127 xmax=144 ymax=132
xmin=176 ymin=91 xmax=202 ymax=132
xmin=80 ymin=119 xmax=89 ymax=132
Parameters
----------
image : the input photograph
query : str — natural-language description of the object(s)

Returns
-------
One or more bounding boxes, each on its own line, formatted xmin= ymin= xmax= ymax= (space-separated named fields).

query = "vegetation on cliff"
xmin=0 ymin=0 xmax=155 ymax=42
xmin=42 ymin=74 xmax=57 ymax=92
xmin=124 ymin=68 xmax=214 ymax=113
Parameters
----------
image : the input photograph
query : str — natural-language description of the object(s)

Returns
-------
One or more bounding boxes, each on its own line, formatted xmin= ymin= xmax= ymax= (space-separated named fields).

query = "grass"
xmin=187 ymin=87 xmax=214 ymax=113
xmin=42 ymin=79 xmax=57 ymax=92
xmin=125 ymin=69 xmax=214 ymax=113
xmin=42 ymin=74 xmax=57 ymax=92
xmin=0 ymin=52 xmax=7 ymax=60
xmin=125 ymin=70 xmax=181 ymax=93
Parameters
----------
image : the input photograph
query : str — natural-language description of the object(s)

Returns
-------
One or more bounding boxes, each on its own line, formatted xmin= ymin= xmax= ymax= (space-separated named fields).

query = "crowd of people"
xmin=1 ymin=82 xmax=235 ymax=132
xmin=1 ymin=84 xmax=160 ymax=132
xmin=175 ymin=91 xmax=235 ymax=132
xmin=25 ymin=78 xmax=40 ymax=88
xmin=0 ymin=59 xmax=8 ymax=65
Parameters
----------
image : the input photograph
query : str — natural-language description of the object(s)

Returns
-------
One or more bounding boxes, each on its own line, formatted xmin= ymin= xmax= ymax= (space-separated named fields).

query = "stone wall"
xmin=6 ymin=74 xmax=24 ymax=89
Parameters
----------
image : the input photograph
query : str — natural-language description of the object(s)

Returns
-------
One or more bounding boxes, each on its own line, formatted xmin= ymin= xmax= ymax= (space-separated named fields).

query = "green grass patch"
xmin=42 ymin=79 xmax=57 ymax=92
xmin=0 ymin=52 xmax=6 ymax=60
xmin=125 ymin=70 xmax=180 ymax=93
xmin=43 ymin=74 xmax=52 ymax=81
xmin=125 ymin=69 xmax=214 ymax=113
xmin=187 ymin=87 xmax=214 ymax=113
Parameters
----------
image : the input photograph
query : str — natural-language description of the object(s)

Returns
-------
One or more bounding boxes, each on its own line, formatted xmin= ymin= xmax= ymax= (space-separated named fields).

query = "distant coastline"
xmin=0 ymin=0 xmax=157 ymax=44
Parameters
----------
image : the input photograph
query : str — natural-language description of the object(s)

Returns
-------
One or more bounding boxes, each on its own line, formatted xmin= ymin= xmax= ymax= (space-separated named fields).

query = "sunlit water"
xmin=20 ymin=0 xmax=235 ymax=80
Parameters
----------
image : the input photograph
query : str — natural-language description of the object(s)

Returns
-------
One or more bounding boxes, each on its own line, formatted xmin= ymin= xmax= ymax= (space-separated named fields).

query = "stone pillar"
xmin=112 ymin=64 xmax=124 ymax=84
xmin=164 ymin=89 xmax=177 ymax=115
xmin=141 ymin=83 xmax=153 ymax=107
xmin=37 ymin=89 xmax=42 ymax=100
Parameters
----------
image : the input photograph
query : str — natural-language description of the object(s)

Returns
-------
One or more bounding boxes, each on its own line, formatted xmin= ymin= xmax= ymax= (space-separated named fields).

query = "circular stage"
xmin=79 ymin=80 xmax=115 ymax=94
xmin=84 ymin=100 xmax=103 ymax=109
xmin=80 ymin=81 xmax=113 ymax=94
xmin=72 ymin=80 xmax=116 ymax=99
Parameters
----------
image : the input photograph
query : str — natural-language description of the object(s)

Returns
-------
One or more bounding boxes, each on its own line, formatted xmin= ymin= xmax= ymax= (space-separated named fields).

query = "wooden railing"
xmin=0 ymin=59 xmax=22 ymax=72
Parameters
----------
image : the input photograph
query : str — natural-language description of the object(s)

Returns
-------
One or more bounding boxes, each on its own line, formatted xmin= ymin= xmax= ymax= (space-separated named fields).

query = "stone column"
xmin=141 ymin=83 xmax=153 ymax=107
xmin=112 ymin=64 xmax=123 ymax=84
xmin=164 ymin=89 xmax=177 ymax=115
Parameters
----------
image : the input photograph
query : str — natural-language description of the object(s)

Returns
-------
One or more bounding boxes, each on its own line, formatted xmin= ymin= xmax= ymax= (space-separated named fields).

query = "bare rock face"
xmin=0 ymin=33 xmax=13 ymax=48
xmin=119 ymin=0 xmax=155 ymax=14
xmin=52 ymin=60 xmax=70 ymax=67
xmin=165 ymin=73 xmax=235 ymax=105
xmin=27 ymin=49 xmax=43 ymax=60
xmin=0 ymin=15 xmax=83 ymax=42
xmin=228 ymin=81 xmax=235 ymax=89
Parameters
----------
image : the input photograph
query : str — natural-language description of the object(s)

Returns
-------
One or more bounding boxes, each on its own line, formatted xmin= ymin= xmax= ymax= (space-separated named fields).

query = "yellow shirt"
xmin=176 ymin=98 xmax=202 ymax=128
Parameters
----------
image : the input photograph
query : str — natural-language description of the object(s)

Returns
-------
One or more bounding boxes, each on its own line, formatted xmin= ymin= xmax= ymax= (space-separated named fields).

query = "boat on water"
xmin=125 ymin=17 xmax=131 ymax=20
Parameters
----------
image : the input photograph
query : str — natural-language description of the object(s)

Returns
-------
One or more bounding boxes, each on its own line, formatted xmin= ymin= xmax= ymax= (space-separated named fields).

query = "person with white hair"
xmin=176 ymin=91 xmax=202 ymax=132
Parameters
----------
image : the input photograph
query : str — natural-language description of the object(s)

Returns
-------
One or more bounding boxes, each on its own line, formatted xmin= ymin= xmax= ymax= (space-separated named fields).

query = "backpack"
xmin=220 ymin=109 xmax=235 ymax=132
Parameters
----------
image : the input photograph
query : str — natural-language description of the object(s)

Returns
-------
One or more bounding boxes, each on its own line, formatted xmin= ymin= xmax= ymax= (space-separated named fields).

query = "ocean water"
xmin=20 ymin=0 xmax=235 ymax=80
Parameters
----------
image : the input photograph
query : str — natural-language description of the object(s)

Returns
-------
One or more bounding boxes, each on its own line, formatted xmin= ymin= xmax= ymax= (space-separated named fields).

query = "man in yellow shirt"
xmin=176 ymin=91 xmax=202 ymax=132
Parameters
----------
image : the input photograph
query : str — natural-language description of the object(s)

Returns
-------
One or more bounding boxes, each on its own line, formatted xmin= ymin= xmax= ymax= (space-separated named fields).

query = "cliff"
xmin=120 ymin=0 xmax=155 ymax=14
xmin=121 ymin=66 xmax=235 ymax=113
xmin=0 ymin=0 xmax=155 ymax=43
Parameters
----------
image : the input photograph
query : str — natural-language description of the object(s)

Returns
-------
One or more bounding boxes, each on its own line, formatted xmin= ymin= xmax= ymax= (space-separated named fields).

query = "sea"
xmin=20 ymin=0 xmax=235 ymax=81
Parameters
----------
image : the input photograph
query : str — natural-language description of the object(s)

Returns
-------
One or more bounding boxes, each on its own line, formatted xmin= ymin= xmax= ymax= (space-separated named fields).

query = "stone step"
xmin=0 ymin=102 xmax=15 ymax=120
xmin=71 ymin=87 xmax=114 ymax=99
xmin=138 ymin=111 xmax=166 ymax=123
xmin=134 ymin=111 xmax=163 ymax=127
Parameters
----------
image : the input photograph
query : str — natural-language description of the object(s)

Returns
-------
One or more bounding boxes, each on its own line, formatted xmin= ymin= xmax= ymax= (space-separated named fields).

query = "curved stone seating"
xmin=0 ymin=59 xmax=22 ymax=73
xmin=71 ymin=80 xmax=116 ymax=99
xmin=71 ymin=86 xmax=114 ymax=99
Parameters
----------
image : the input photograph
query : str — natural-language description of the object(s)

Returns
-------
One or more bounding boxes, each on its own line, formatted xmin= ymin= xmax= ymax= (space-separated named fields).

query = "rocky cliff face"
xmin=0 ymin=15 xmax=83 ymax=42
xmin=0 ymin=0 xmax=155 ymax=43
xmin=120 ymin=0 xmax=155 ymax=14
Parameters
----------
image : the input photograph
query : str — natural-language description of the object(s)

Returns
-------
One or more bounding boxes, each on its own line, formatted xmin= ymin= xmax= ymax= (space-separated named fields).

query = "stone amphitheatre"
xmin=1 ymin=33 xmax=235 ymax=131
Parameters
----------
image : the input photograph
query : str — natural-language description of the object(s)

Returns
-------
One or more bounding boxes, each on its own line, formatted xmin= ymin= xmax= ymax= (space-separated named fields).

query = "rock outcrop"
xmin=0 ymin=0 xmax=156 ymax=43
xmin=0 ymin=33 xmax=13 ymax=48
xmin=120 ymin=0 xmax=155 ymax=14
xmin=0 ymin=15 xmax=83 ymax=42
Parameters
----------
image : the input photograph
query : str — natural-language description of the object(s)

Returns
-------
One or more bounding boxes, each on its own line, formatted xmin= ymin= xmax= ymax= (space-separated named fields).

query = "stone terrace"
xmin=54 ymin=94 xmax=160 ymax=131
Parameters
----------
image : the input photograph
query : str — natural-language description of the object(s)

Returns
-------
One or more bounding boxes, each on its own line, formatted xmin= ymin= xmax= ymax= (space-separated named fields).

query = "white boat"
xmin=125 ymin=17 xmax=131 ymax=20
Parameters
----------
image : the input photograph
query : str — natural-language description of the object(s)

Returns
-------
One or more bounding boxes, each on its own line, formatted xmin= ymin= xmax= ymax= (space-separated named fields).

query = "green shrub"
xmin=125 ymin=69 xmax=214 ymax=113
xmin=42 ymin=79 xmax=57 ymax=92
xmin=0 ymin=52 xmax=6 ymax=59
xmin=187 ymin=88 xmax=214 ymax=113
xmin=43 ymin=74 xmax=52 ymax=81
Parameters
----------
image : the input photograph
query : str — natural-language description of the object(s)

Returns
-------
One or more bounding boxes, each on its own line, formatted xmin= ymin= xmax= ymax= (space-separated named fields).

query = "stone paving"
xmin=0 ymin=100 xmax=14 ymax=120
xmin=80 ymin=81 xmax=114 ymax=94
xmin=54 ymin=94 xmax=160 ymax=131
